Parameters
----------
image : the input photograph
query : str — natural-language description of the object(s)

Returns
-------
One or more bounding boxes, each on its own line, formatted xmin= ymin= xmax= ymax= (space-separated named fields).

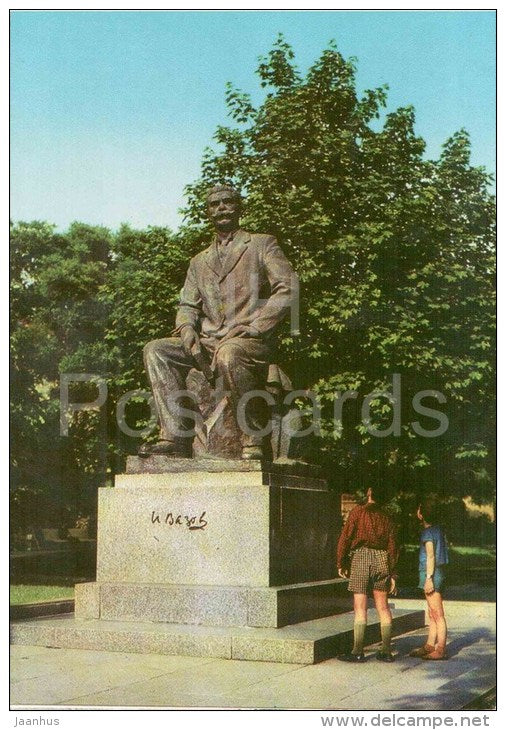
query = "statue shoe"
xmin=138 ymin=440 xmax=190 ymax=458
xmin=241 ymin=445 xmax=263 ymax=460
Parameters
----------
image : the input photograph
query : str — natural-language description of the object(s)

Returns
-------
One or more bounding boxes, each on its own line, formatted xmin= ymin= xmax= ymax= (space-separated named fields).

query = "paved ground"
xmin=10 ymin=602 xmax=495 ymax=711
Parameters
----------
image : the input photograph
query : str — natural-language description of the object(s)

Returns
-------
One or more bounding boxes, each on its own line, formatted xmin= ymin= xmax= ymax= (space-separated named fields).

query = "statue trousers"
xmin=143 ymin=335 xmax=271 ymax=447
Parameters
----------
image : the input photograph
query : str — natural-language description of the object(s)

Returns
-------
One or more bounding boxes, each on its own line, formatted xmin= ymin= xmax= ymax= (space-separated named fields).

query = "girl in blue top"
xmin=410 ymin=498 xmax=449 ymax=660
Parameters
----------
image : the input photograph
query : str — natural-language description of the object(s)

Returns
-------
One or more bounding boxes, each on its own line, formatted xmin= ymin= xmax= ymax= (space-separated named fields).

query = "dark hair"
xmin=361 ymin=464 xmax=391 ymax=506
xmin=206 ymin=184 xmax=241 ymax=203
xmin=368 ymin=483 xmax=389 ymax=506
xmin=418 ymin=497 xmax=442 ymax=525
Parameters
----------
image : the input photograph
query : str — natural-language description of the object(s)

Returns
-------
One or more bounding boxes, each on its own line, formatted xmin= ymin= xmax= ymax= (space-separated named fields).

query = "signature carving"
xmin=151 ymin=510 xmax=208 ymax=531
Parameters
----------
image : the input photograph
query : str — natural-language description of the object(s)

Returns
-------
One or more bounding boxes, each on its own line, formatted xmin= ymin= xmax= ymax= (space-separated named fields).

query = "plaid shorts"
xmin=348 ymin=547 xmax=391 ymax=594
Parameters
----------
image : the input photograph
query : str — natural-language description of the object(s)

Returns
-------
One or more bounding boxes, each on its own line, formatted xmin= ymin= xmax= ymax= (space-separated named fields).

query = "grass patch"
xmin=404 ymin=544 xmax=495 ymax=557
xmin=398 ymin=543 xmax=496 ymax=587
xmin=10 ymin=584 xmax=75 ymax=605
xmin=450 ymin=545 xmax=495 ymax=558
xmin=407 ymin=544 xmax=495 ymax=565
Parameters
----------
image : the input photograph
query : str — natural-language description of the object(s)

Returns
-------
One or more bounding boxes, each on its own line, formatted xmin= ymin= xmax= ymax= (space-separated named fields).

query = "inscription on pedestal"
xmin=97 ymin=479 xmax=272 ymax=586
xmin=150 ymin=509 xmax=208 ymax=531
xmin=97 ymin=472 xmax=337 ymax=587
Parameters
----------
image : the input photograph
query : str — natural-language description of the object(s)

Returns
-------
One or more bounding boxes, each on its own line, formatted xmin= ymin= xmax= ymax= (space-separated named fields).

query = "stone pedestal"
xmin=76 ymin=458 xmax=346 ymax=628
xmin=11 ymin=458 xmax=426 ymax=663
xmin=94 ymin=458 xmax=337 ymax=588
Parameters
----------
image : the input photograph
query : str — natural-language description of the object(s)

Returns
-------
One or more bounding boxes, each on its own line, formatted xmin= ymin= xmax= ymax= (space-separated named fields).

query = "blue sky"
xmin=10 ymin=10 xmax=496 ymax=231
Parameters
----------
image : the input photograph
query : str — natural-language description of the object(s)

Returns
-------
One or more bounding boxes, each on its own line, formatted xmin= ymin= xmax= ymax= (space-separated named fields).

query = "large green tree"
xmin=10 ymin=221 xmax=194 ymax=528
xmin=183 ymin=36 xmax=496 ymax=511
xmin=100 ymin=224 xmax=197 ymax=468
xmin=10 ymin=38 xmax=495 ymax=542
xmin=10 ymin=221 xmax=112 ymax=531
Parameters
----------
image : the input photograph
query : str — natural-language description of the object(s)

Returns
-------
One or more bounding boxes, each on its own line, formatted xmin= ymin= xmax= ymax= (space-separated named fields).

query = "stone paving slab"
xmin=10 ymin=645 xmax=211 ymax=684
xmin=392 ymin=598 xmax=496 ymax=621
xmin=58 ymin=655 xmax=302 ymax=707
xmin=10 ymin=608 xmax=495 ymax=710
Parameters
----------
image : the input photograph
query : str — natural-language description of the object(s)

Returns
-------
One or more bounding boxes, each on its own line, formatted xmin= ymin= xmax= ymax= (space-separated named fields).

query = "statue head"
xmin=206 ymin=184 xmax=242 ymax=234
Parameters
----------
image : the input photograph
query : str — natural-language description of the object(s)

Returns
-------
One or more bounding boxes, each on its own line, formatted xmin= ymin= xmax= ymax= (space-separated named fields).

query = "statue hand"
xmin=225 ymin=324 xmax=260 ymax=340
xmin=180 ymin=326 xmax=201 ymax=356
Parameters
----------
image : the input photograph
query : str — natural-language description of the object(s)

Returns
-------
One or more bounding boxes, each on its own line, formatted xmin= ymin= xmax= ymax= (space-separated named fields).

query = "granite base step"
xmin=75 ymin=578 xmax=352 ymax=628
xmin=125 ymin=456 xmax=322 ymax=480
xmin=10 ymin=608 xmax=425 ymax=665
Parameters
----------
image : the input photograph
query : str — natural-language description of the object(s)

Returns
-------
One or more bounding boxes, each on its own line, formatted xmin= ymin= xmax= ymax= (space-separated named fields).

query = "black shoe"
xmin=337 ymin=652 xmax=366 ymax=663
xmin=376 ymin=650 xmax=395 ymax=662
xmin=138 ymin=440 xmax=190 ymax=458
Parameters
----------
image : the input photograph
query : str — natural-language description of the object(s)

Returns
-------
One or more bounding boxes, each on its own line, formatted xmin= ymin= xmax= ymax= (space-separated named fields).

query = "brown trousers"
xmin=143 ymin=335 xmax=271 ymax=447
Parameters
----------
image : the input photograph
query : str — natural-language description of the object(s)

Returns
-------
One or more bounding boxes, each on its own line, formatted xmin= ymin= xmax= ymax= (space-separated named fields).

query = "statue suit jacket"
xmin=175 ymin=229 xmax=297 ymax=342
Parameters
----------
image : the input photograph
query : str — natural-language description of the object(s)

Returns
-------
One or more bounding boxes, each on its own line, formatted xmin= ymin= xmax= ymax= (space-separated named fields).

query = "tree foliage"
xmin=10 ymin=221 xmax=111 ymax=531
xmin=183 ymin=36 xmax=496 ymax=505
xmin=10 ymin=37 xmax=495 ymax=533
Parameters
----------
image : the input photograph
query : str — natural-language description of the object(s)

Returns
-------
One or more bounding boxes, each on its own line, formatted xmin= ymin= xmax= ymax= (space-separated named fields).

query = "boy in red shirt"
xmin=337 ymin=484 xmax=398 ymax=662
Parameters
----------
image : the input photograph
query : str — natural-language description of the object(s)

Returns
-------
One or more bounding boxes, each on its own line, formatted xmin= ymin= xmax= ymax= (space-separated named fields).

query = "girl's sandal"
xmin=409 ymin=644 xmax=435 ymax=658
xmin=423 ymin=648 xmax=448 ymax=660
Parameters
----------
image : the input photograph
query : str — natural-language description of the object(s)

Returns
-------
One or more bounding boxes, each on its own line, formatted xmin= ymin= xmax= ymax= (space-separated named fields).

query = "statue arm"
xmin=249 ymin=237 xmax=298 ymax=336
xmin=173 ymin=260 xmax=202 ymax=335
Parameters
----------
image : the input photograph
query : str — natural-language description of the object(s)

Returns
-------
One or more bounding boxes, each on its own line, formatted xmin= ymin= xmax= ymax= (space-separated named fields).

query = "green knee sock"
xmin=352 ymin=621 xmax=367 ymax=655
xmin=380 ymin=621 xmax=392 ymax=653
